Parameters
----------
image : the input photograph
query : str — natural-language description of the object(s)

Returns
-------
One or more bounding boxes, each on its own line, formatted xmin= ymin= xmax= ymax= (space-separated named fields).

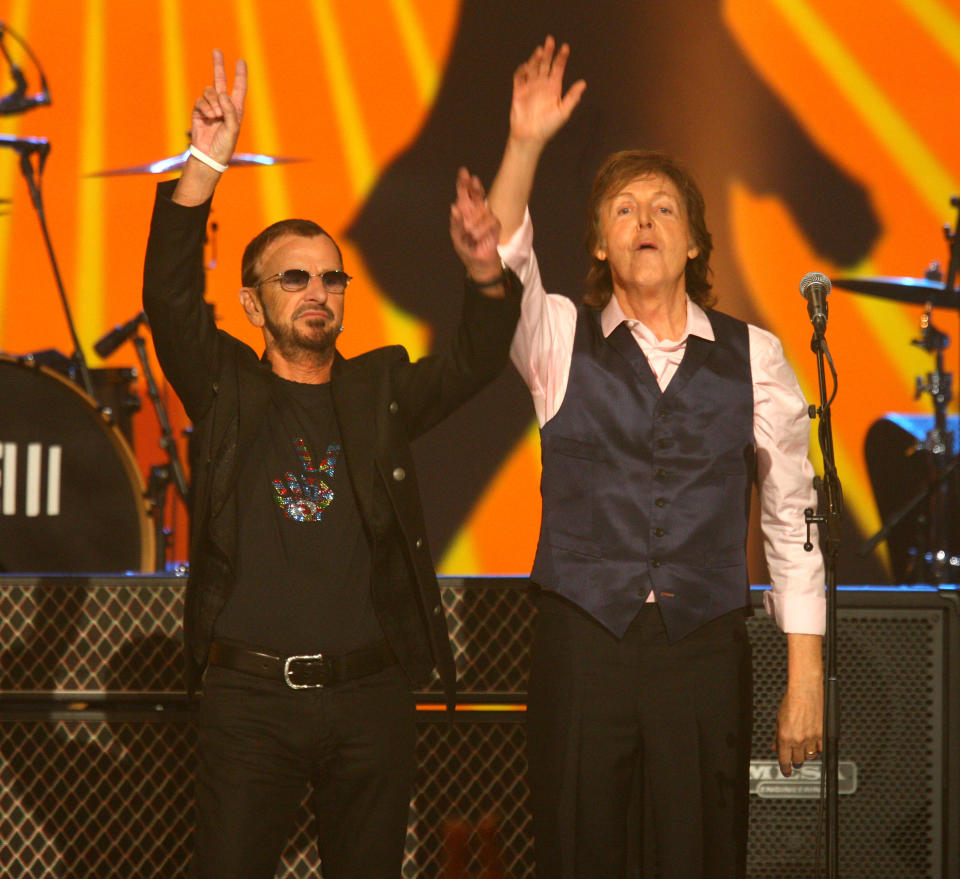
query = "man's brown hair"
xmin=584 ymin=150 xmax=714 ymax=310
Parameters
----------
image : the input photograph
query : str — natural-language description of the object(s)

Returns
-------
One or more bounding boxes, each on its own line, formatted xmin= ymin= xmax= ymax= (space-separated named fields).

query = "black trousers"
xmin=191 ymin=662 xmax=416 ymax=879
xmin=527 ymin=593 xmax=753 ymax=879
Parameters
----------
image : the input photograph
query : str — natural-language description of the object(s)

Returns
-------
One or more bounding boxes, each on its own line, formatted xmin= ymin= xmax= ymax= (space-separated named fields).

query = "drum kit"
xmin=835 ymin=195 xmax=960 ymax=585
xmin=0 ymin=23 xmax=298 ymax=575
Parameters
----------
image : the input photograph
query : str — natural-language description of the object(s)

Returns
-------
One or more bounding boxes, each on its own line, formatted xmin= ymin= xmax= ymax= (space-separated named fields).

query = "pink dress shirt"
xmin=500 ymin=210 xmax=825 ymax=636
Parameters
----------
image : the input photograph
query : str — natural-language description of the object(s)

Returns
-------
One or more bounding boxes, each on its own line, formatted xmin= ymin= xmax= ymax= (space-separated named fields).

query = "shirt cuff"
xmin=497 ymin=207 xmax=534 ymax=273
xmin=763 ymin=587 xmax=826 ymax=636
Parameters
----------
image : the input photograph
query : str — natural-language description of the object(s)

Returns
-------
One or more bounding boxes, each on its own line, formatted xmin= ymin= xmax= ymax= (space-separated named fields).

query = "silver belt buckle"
xmin=283 ymin=652 xmax=325 ymax=689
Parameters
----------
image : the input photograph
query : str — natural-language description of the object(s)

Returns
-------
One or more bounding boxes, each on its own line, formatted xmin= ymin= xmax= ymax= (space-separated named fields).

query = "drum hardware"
xmin=95 ymin=314 xmax=188 ymax=572
xmin=25 ymin=348 xmax=141 ymax=446
xmin=87 ymin=150 xmax=304 ymax=177
xmin=0 ymin=32 xmax=99 ymax=407
xmin=0 ymin=355 xmax=154 ymax=572
xmin=831 ymin=273 xmax=960 ymax=309
xmin=846 ymin=196 xmax=960 ymax=584
xmin=0 ymin=21 xmax=51 ymax=116
xmin=859 ymin=307 xmax=959 ymax=583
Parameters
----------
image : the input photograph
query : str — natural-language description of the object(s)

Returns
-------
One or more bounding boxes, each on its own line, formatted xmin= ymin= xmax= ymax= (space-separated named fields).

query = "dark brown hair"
xmin=584 ymin=150 xmax=714 ymax=309
xmin=241 ymin=219 xmax=343 ymax=288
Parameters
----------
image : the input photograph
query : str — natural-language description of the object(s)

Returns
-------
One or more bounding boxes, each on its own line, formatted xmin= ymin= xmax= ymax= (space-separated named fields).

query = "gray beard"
xmin=263 ymin=310 xmax=338 ymax=365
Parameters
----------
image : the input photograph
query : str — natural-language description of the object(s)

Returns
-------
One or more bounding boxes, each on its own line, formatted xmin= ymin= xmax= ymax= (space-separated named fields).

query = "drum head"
xmin=0 ymin=356 xmax=153 ymax=572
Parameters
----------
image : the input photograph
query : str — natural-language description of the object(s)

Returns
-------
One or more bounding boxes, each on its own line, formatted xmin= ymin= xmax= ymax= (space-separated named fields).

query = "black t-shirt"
xmin=214 ymin=376 xmax=382 ymax=655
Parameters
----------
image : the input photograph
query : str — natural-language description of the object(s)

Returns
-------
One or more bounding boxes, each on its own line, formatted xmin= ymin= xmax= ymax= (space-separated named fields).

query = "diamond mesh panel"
xmin=0 ymin=718 xmax=531 ymax=878
xmin=405 ymin=720 xmax=532 ymax=878
xmin=0 ymin=578 xmax=536 ymax=696
xmin=0 ymin=720 xmax=195 ymax=877
xmin=430 ymin=581 xmax=536 ymax=695
xmin=0 ymin=580 xmax=184 ymax=694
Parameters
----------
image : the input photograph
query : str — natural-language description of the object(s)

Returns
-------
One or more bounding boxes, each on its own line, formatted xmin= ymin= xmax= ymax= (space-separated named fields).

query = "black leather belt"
xmin=208 ymin=639 xmax=397 ymax=689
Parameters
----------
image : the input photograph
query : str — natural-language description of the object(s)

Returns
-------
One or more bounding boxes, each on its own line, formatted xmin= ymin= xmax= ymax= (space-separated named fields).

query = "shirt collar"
xmin=600 ymin=295 xmax=715 ymax=345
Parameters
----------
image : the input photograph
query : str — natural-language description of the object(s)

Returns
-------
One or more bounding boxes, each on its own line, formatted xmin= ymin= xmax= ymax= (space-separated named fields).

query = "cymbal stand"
xmin=859 ymin=310 xmax=958 ymax=582
xmin=944 ymin=196 xmax=960 ymax=454
xmin=3 ymin=141 xmax=97 ymax=402
xmin=944 ymin=196 xmax=960 ymax=297
xmin=860 ymin=196 xmax=960 ymax=583
xmin=131 ymin=333 xmax=188 ymax=571
xmin=913 ymin=308 xmax=955 ymax=582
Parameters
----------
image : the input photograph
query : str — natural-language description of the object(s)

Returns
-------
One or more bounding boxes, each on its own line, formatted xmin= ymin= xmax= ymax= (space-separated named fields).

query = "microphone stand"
xmin=804 ymin=325 xmax=843 ymax=879
xmin=4 ymin=141 xmax=97 ymax=401
xmin=131 ymin=333 xmax=188 ymax=571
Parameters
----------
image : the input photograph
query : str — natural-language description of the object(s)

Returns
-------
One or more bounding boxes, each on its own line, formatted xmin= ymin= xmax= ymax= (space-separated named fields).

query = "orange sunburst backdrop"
xmin=725 ymin=0 xmax=960 ymax=577
xmin=0 ymin=0 xmax=957 ymax=579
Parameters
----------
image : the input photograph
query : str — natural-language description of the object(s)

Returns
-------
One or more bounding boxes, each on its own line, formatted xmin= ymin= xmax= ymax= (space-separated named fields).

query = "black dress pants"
xmin=527 ymin=593 xmax=753 ymax=879
xmin=191 ymin=663 xmax=416 ymax=879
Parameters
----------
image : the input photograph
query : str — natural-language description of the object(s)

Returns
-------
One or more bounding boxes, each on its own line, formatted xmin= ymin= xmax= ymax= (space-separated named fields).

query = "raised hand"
xmin=190 ymin=48 xmax=247 ymax=166
xmin=488 ymin=37 xmax=586 ymax=242
xmin=450 ymin=167 xmax=504 ymax=291
xmin=509 ymin=35 xmax=586 ymax=149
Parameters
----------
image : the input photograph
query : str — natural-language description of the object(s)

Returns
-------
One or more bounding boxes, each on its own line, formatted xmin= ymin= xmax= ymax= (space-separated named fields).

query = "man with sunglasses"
xmin=142 ymin=51 xmax=520 ymax=879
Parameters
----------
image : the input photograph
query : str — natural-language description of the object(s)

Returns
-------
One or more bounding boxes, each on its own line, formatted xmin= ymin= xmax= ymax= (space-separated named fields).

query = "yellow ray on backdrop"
xmin=899 ymin=0 xmax=960 ymax=69
xmin=74 ymin=0 xmax=106 ymax=362
xmin=236 ymin=0 xmax=291 ymax=222
xmin=388 ymin=0 xmax=441 ymax=104
xmin=160 ymin=0 xmax=191 ymax=157
xmin=769 ymin=0 xmax=957 ymax=219
xmin=310 ymin=0 xmax=376 ymax=198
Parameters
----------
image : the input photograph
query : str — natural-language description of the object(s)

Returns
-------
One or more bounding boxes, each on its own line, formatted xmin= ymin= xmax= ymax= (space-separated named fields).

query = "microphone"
xmin=799 ymin=271 xmax=831 ymax=336
xmin=94 ymin=311 xmax=147 ymax=358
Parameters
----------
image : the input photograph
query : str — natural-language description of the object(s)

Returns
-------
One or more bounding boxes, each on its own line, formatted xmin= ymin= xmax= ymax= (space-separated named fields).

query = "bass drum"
xmin=0 ymin=355 xmax=154 ymax=572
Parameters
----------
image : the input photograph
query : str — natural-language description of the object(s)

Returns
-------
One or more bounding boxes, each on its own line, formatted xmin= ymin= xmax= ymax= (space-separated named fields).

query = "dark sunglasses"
xmin=256 ymin=269 xmax=352 ymax=294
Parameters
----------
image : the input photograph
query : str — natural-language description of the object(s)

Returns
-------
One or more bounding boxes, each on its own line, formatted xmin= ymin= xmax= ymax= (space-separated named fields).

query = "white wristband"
xmin=188 ymin=144 xmax=229 ymax=174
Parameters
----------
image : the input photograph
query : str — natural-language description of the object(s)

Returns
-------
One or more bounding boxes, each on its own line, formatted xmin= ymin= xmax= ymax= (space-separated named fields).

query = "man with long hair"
xmin=488 ymin=38 xmax=824 ymax=877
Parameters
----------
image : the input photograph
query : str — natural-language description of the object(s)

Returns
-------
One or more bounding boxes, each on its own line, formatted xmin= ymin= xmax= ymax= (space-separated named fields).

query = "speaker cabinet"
xmin=1 ymin=576 xmax=956 ymax=878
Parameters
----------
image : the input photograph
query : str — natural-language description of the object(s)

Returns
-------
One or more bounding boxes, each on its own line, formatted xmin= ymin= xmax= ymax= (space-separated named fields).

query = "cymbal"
xmin=832 ymin=275 xmax=960 ymax=309
xmin=87 ymin=150 xmax=304 ymax=177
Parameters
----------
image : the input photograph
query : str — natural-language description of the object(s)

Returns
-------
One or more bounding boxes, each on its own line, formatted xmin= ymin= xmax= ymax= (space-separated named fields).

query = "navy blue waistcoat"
xmin=531 ymin=306 xmax=756 ymax=641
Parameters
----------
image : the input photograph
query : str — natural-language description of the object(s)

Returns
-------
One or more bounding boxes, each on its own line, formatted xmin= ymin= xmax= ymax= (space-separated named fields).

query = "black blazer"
xmin=142 ymin=180 xmax=520 ymax=705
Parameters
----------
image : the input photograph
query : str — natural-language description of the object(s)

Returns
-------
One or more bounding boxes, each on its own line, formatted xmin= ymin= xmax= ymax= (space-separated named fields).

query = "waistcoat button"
xmin=393 ymin=467 xmax=406 ymax=482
